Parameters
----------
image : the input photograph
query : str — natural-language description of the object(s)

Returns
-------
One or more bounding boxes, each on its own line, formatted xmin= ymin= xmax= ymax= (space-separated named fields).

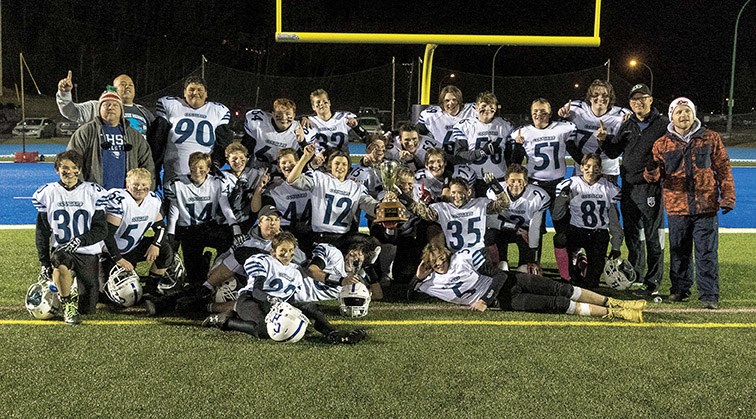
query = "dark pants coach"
xmin=620 ymin=182 xmax=664 ymax=291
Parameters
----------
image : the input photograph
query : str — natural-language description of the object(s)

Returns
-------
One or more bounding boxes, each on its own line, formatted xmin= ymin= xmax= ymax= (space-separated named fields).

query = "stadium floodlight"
xmin=275 ymin=0 xmax=603 ymax=104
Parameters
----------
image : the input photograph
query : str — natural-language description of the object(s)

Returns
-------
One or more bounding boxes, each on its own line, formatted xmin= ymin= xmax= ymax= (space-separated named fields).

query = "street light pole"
xmin=727 ymin=0 xmax=753 ymax=138
xmin=629 ymin=59 xmax=654 ymax=93
xmin=491 ymin=45 xmax=504 ymax=94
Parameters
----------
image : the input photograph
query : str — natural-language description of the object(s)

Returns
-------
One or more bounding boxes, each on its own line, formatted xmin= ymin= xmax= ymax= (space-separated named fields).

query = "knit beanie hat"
xmin=668 ymin=97 xmax=696 ymax=120
xmin=98 ymin=87 xmax=123 ymax=114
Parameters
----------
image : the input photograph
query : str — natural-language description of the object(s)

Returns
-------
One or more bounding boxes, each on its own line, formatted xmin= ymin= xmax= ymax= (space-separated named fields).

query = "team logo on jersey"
xmin=647 ymin=197 xmax=656 ymax=208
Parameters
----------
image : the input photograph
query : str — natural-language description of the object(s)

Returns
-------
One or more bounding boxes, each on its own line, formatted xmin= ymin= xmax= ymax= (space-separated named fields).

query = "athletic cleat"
xmin=605 ymin=307 xmax=643 ymax=323
xmin=327 ymin=329 xmax=367 ymax=345
xmin=201 ymin=311 xmax=231 ymax=329
xmin=607 ymin=297 xmax=647 ymax=311
xmin=63 ymin=301 xmax=81 ymax=325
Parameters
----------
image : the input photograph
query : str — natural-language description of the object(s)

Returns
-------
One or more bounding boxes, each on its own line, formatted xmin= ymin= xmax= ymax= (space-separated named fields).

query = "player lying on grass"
xmin=201 ymin=231 xmax=367 ymax=344
xmin=410 ymin=242 xmax=645 ymax=322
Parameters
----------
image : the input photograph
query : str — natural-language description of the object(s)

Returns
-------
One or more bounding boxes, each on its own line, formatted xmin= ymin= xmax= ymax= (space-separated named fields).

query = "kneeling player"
xmin=484 ymin=164 xmax=550 ymax=273
xmin=33 ymin=150 xmax=108 ymax=324
xmin=411 ymin=243 xmax=645 ymax=322
xmin=103 ymin=168 xmax=174 ymax=299
xmin=201 ymin=232 xmax=367 ymax=344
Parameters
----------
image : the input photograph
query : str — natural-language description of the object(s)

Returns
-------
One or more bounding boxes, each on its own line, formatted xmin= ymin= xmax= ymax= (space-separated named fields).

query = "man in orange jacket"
xmin=644 ymin=97 xmax=735 ymax=309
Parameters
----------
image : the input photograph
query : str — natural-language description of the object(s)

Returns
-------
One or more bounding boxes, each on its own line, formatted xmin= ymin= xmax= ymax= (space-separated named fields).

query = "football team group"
xmin=25 ymin=70 xmax=735 ymax=344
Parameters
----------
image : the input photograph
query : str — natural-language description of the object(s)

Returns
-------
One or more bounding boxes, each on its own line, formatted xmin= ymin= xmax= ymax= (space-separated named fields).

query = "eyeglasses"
xmin=591 ymin=94 xmax=610 ymax=99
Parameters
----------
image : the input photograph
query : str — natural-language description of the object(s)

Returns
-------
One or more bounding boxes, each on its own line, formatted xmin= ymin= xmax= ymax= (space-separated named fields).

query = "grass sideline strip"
xmin=3 ymin=318 xmax=756 ymax=328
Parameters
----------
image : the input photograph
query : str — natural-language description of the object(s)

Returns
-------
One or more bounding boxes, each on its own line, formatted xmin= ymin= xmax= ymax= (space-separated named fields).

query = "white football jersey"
xmin=216 ymin=227 xmax=307 ymax=276
xmin=413 ymin=168 xmax=447 ymax=203
xmin=452 ymin=164 xmax=477 ymax=188
xmin=556 ymin=176 xmax=620 ymax=230
xmin=513 ymin=121 xmax=577 ymax=182
xmin=430 ymin=198 xmax=489 ymax=255
xmin=347 ymin=164 xmax=382 ymax=198
xmin=293 ymin=243 xmax=347 ymax=303
xmin=264 ymin=177 xmax=312 ymax=230
xmin=156 ymin=96 xmax=231 ymax=182
xmin=289 ymin=171 xmax=377 ymax=234
xmin=240 ymin=254 xmax=303 ymax=300
xmin=164 ymin=174 xmax=225 ymax=233
xmin=410 ymin=133 xmax=454 ymax=169
xmin=565 ymin=100 xmax=630 ymax=176
xmin=302 ymin=111 xmax=354 ymax=153
xmin=32 ymin=181 xmax=108 ymax=255
xmin=486 ymin=184 xmax=550 ymax=248
xmin=220 ymin=166 xmax=266 ymax=224
xmin=244 ymin=109 xmax=302 ymax=165
xmin=385 ymin=141 xmax=424 ymax=173
xmin=105 ymin=188 xmax=162 ymax=254
xmin=416 ymin=249 xmax=493 ymax=306
xmin=418 ymin=103 xmax=477 ymax=155
xmin=452 ymin=116 xmax=515 ymax=180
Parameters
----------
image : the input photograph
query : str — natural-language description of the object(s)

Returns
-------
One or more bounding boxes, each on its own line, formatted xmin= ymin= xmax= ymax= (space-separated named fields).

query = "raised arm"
xmin=287 ymin=144 xmax=316 ymax=185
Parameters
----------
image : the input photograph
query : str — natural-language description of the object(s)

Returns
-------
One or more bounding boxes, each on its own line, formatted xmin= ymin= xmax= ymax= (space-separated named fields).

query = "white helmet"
xmin=25 ymin=279 xmax=61 ymax=319
xmin=214 ymin=278 xmax=238 ymax=303
xmin=105 ymin=265 xmax=143 ymax=307
xmin=265 ymin=301 xmax=310 ymax=343
xmin=601 ymin=258 xmax=637 ymax=291
xmin=159 ymin=254 xmax=186 ymax=295
xmin=339 ymin=282 xmax=371 ymax=318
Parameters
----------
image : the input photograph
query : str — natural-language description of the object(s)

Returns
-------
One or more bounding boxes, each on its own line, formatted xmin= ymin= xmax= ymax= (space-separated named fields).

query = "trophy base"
xmin=374 ymin=201 xmax=408 ymax=226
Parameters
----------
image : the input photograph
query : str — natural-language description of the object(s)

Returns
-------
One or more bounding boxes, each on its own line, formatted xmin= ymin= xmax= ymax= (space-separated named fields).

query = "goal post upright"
xmin=275 ymin=0 xmax=602 ymax=104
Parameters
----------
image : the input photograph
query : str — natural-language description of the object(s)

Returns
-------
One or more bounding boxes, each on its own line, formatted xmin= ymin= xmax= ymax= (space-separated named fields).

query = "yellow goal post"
xmin=275 ymin=0 xmax=603 ymax=104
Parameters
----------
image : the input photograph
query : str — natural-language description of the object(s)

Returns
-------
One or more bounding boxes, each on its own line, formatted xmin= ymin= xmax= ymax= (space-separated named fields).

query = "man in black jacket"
xmin=603 ymin=84 xmax=668 ymax=296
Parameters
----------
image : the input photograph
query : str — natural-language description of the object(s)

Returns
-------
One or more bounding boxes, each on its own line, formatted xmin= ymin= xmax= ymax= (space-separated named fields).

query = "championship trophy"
xmin=374 ymin=160 xmax=409 ymax=229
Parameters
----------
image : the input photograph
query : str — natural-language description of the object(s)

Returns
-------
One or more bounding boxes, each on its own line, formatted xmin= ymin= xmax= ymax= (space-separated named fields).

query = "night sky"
xmin=3 ymin=0 xmax=755 ymax=113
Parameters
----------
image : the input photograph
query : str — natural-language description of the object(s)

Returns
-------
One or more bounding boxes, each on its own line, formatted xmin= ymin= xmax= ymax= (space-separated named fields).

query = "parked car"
xmin=12 ymin=118 xmax=56 ymax=138
xmin=56 ymin=120 xmax=81 ymax=137
xmin=357 ymin=116 xmax=383 ymax=136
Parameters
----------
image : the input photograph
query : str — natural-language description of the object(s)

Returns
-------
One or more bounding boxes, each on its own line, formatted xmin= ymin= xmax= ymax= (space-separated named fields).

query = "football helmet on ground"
xmin=265 ymin=301 xmax=310 ymax=343
xmin=105 ymin=265 xmax=143 ymax=307
xmin=339 ymin=282 xmax=371 ymax=318
xmin=25 ymin=278 xmax=61 ymax=319
xmin=159 ymin=254 xmax=186 ymax=296
xmin=601 ymin=258 xmax=637 ymax=291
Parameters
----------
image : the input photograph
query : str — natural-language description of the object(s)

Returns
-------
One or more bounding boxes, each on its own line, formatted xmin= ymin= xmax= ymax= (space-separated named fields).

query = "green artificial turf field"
xmin=1 ymin=229 xmax=754 ymax=418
